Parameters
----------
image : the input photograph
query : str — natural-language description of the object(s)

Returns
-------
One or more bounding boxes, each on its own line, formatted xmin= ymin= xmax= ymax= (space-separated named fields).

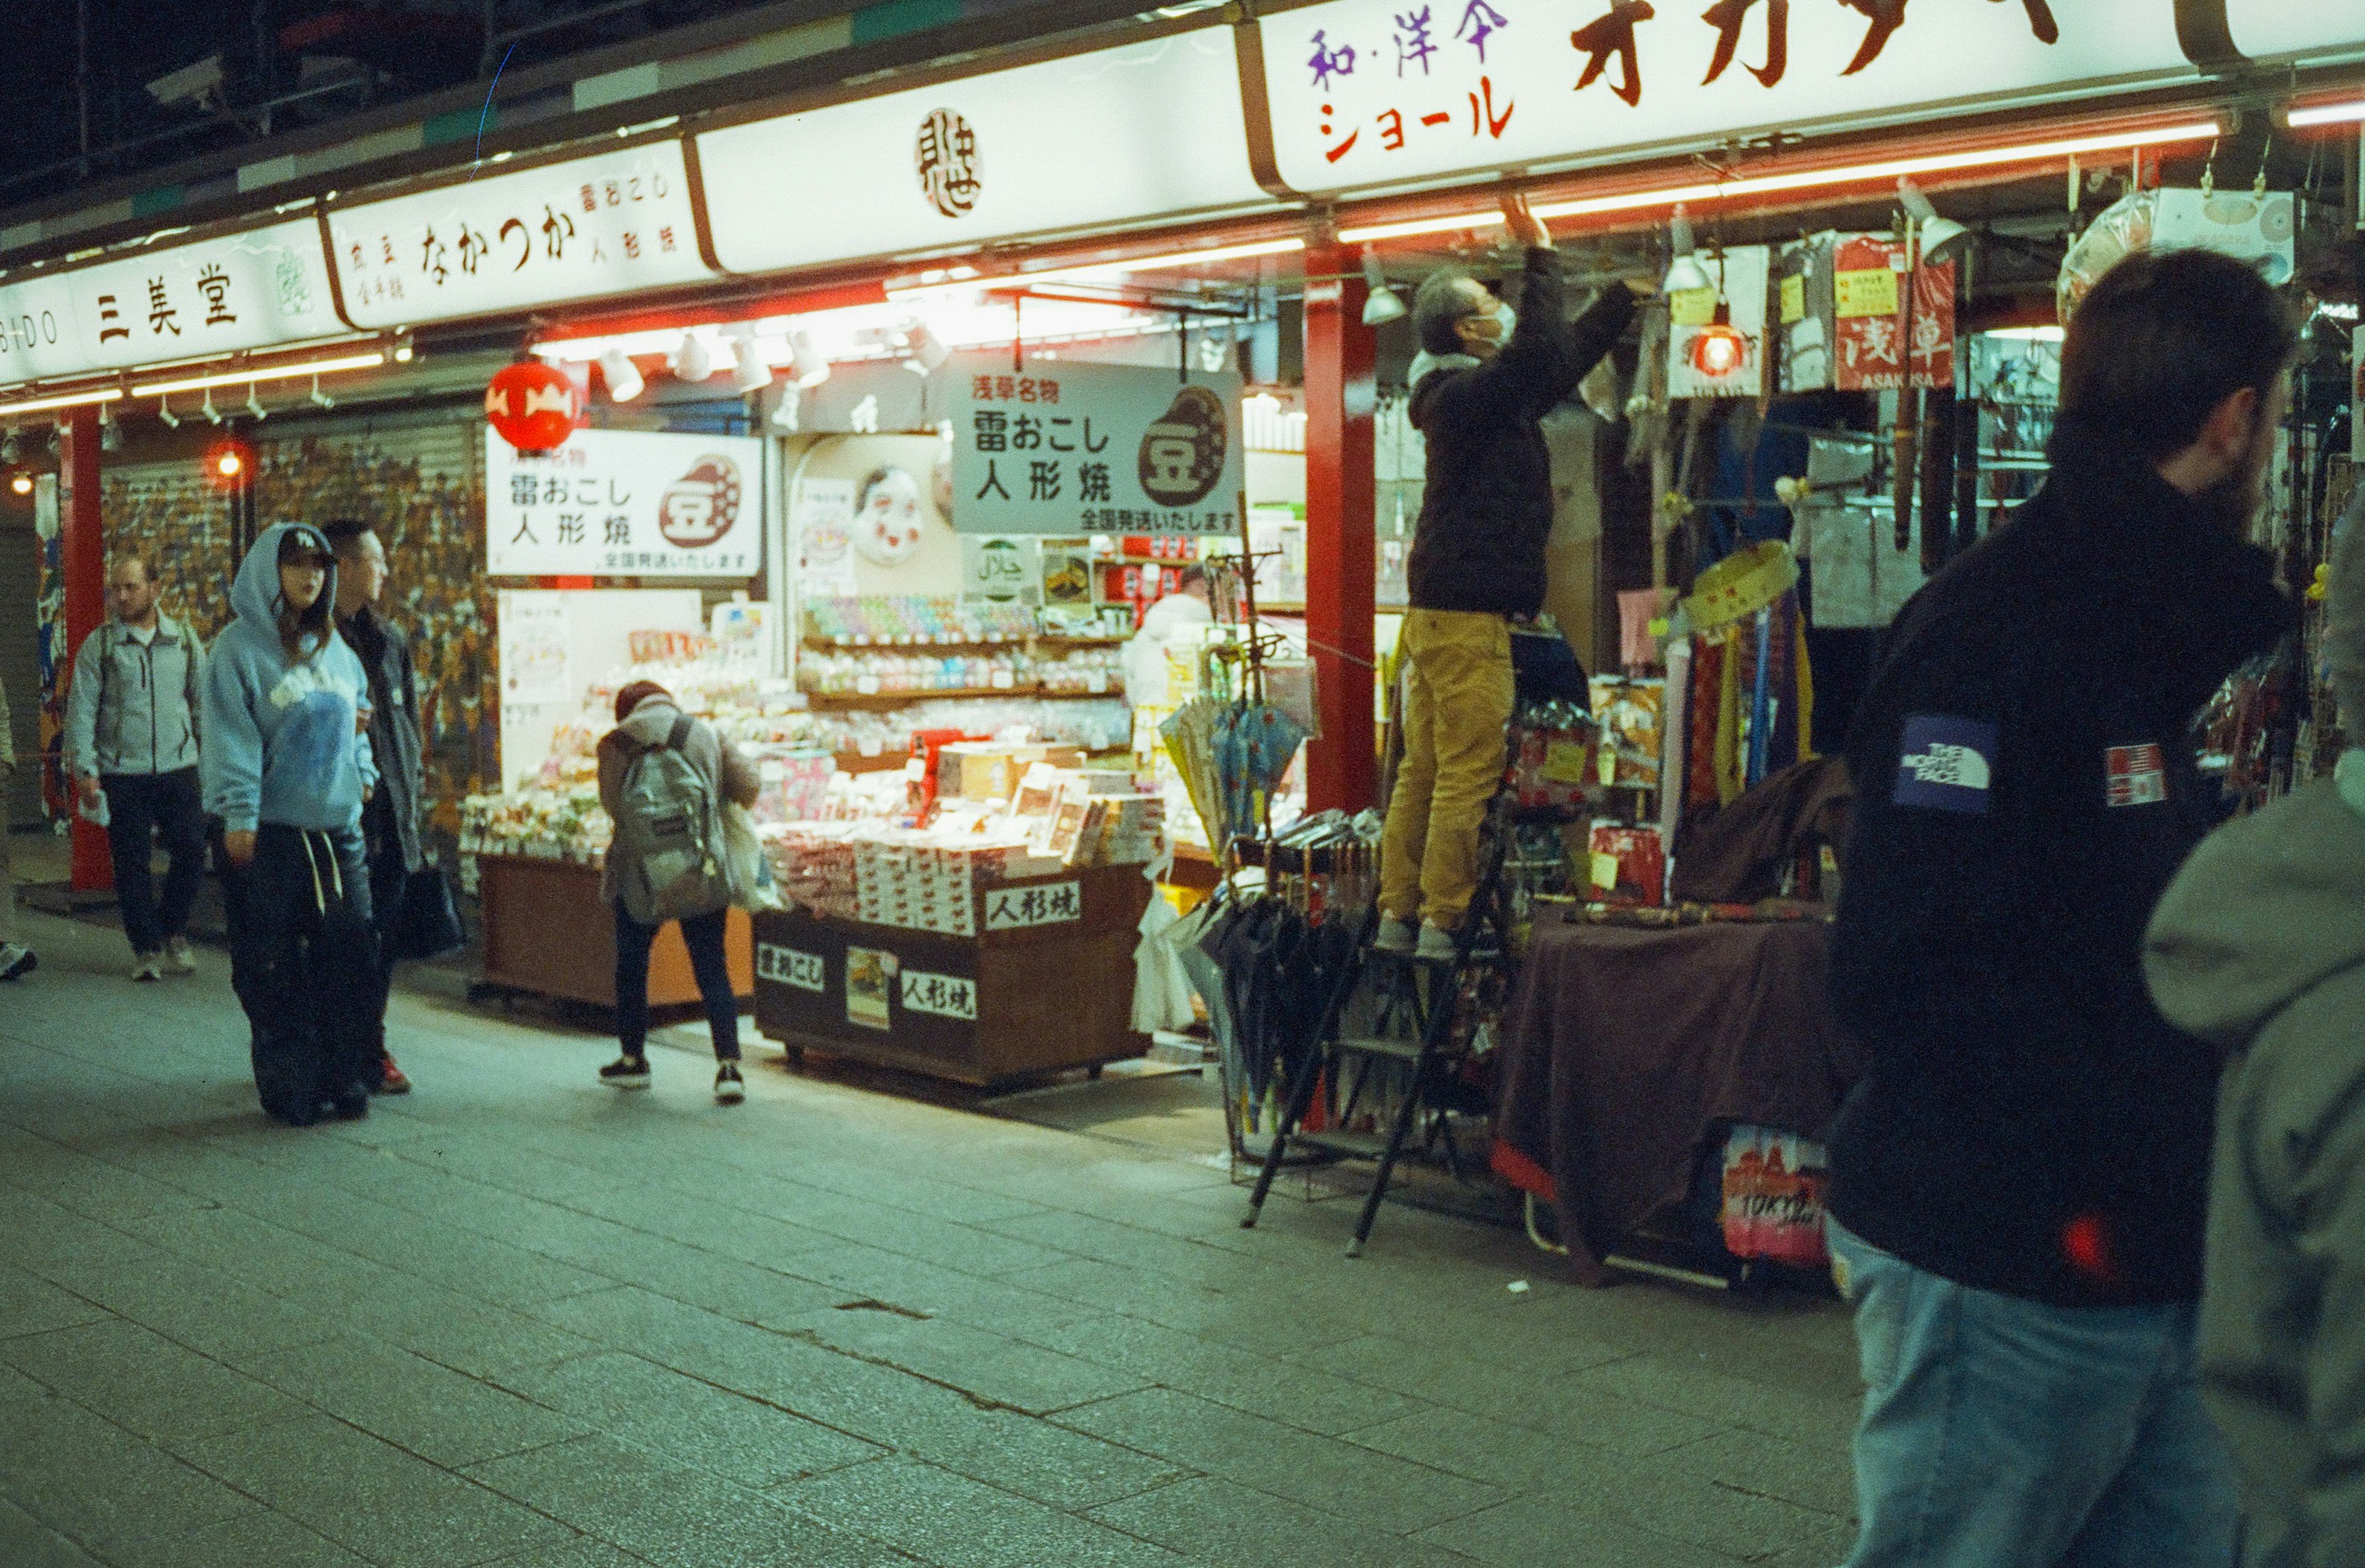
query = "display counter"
xmin=752 ymin=863 xmax=1152 ymax=1087
xmin=475 ymin=853 xmax=754 ymax=1009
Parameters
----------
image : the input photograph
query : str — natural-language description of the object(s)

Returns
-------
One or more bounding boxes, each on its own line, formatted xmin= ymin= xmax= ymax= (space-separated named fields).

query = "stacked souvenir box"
xmin=769 ymin=824 xmax=862 ymax=921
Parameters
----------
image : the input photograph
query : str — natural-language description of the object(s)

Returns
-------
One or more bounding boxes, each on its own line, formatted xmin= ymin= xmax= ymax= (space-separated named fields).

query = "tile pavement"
xmin=0 ymin=899 xmax=1864 ymax=1566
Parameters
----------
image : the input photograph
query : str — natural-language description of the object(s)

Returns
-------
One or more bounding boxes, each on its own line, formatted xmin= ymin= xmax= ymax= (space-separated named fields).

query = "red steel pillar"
xmin=59 ymin=406 xmax=110 ymax=892
xmin=1301 ymin=248 xmax=1378 ymax=813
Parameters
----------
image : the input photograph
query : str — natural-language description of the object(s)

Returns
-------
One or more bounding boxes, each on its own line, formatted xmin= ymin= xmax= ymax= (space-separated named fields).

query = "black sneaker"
xmin=714 ymin=1062 xmax=745 ymax=1105
xmin=600 ymin=1055 xmax=652 ymax=1089
xmin=0 ymin=944 xmax=36 ymax=982
xmin=329 ymin=1091 xmax=371 ymax=1121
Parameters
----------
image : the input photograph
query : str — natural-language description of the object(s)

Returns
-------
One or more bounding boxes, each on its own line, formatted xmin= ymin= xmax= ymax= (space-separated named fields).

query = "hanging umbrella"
xmin=1160 ymin=697 xmax=1226 ymax=839
xmin=1213 ymin=703 xmax=1308 ymax=845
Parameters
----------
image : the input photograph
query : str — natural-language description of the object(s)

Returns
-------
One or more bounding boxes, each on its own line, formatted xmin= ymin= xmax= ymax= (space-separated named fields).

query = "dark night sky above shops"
xmin=0 ymin=2 xmax=777 ymax=201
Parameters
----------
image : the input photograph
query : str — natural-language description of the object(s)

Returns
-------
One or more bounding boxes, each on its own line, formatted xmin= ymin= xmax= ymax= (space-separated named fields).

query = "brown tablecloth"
xmin=1492 ymin=915 xmax=1866 ymax=1281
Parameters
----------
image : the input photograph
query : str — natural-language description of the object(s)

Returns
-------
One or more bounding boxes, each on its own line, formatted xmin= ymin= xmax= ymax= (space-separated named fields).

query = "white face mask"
xmin=1469 ymin=301 xmax=1515 ymax=347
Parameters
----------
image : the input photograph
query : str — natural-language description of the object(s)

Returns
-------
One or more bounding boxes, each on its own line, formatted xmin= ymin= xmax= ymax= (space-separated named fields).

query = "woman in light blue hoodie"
xmin=201 ymin=522 xmax=382 ymax=1126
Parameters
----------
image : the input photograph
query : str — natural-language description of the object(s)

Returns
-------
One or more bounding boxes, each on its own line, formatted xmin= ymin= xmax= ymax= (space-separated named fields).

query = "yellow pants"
xmin=1380 ymin=608 xmax=1514 ymax=930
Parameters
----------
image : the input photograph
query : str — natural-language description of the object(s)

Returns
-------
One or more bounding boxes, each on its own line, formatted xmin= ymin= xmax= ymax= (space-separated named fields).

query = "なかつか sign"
xmin=485 ymin=426 xmax=764 ymax=578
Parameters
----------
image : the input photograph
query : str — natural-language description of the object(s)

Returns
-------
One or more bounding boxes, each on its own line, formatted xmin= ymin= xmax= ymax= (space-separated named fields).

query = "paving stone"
xmin=0 ymin=1367 xmax=261 ymax=1558
xmin=0 ymin=1319 xmax=310 ymax=1444
xmin=0 ymin=1497 xmax=107 ymax=1568
xmin=238 ymin=1335 xmax=587 ymax=1468
xmin=176 ymin=1413 xmax=580 ymax=1568
xmin=17 ymin=1248 xmax=336 ymax=1365
xmin=791 ymin=1307 xmax=1152 ymax=1414
xmin=1291 ymin=1337 xmax=1717 ymax=1458
xmin=1086 ymin=1475 xmax=1484 ymax=1568
xmin=466 ymin=1433 xmax=912 ymax=1568
xmin=778 ymin=1455 xmax=1191 ymax=1568
xmin=0 ymin=1263 xmax=109 ymax=1343
xmin=1056 ymin=1387 xmax=1510 ymax=1535
xmin=1413 ymin=1493 xmax=1738 ymax=1568
xmin=760 ymin=1240 xmax=1101 ymax=1339
xmin=503 ymin=1351 xmax=886 ymax=1487
xmin=102 ymin=1505 xmax=379 ymax=1568
xmin=1021 ymin=1312 xmax=1426 ymax=1436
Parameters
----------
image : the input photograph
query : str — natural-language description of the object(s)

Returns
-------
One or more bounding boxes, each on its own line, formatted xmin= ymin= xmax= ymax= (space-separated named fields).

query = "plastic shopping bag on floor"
xmin=1720 ymin=1125 xmax=1832 ymax=1266
xmin=1131 ymin=877 xmax=1198 ymax=1035
xmin=722 ymin=802 xmax=785 ymax=912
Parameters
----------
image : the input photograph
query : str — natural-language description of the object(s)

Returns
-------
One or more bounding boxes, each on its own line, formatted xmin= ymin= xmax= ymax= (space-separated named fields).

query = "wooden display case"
xmin=751 ymin=863 xmax=1152 ymax=1087
xmin=475 ymin=853 xmax=753 ymax=1009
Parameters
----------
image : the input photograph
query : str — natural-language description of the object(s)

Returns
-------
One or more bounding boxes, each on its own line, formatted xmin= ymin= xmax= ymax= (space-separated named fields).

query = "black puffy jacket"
xmin=1406 ymin=248 xmax=1635 ymax=618
xmin=1827 ymin=422 xmax=2291 ymax=1306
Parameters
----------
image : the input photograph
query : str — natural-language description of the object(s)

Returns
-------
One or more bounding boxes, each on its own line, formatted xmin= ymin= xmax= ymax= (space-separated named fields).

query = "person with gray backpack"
xmin=596 ymin=679 xmax=761 ymax=1102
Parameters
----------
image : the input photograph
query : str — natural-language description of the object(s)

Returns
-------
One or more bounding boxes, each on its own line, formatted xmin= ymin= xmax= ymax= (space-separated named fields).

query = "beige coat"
xmin=2146 ymin=765 xmax=2365 ymax=1568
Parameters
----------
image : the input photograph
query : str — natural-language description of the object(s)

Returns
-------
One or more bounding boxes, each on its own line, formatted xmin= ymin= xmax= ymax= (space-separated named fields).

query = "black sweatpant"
xmin=102 ymin=767 xmax=207 ymax=956
xmin=613 ymin=902 xmax=739 ymax=1062
xmin=224 ymin=826 xmax=379 ymax=1124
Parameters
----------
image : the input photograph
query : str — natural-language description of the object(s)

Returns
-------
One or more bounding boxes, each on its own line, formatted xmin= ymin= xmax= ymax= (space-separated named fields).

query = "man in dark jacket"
xmin=1825 ymin=247 xmax=2298 ymax=1567
xmin=328 ymin=519 xmax=426 ymax=1096
xmin=1377 ymin=194 xmax=1638 ymax=962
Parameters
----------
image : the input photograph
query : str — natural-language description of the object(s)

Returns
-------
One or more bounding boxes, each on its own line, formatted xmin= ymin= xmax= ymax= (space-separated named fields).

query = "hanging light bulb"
xmin=787 ymin=330 xmax=830 ymax=389
xmin=8 ymin=472 xmax=30 ymax=496
xmin=671 ymin=332 xmax=714 ymax=383
xmin=1896 ymin=177 xmax=1975 ymax=264
xmin=1689 ymin=312 xmax=1752 ymax=379
xmin=598 ymin=349 xmax=645 ymax=403
xmin=1663 ymin=204 xmax=1713 ymax=295
xmin=1359 ymin=249 xmax=1408 ymax=327
xmin=728 ymin=328 xmax=772 ymax=394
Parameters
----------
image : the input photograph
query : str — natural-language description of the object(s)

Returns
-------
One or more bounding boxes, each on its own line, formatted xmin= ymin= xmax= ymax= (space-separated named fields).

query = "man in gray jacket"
xmin=63 ymin=556 xmax=208 ymax=980
xmin=2146 ymin=489 xmax=2365 ymax=1568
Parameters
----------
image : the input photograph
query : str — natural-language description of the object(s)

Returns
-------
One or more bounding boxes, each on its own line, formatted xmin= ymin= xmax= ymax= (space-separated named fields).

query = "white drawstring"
xmin=299 ymin=832 xmax=326 ymax=915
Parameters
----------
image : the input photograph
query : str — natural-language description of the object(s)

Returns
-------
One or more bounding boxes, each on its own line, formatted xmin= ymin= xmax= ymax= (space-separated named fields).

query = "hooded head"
xmin=232 ymin=522 xmax=339 ymax=664
xmin=613 ymin=679 xmax=671 ymax=725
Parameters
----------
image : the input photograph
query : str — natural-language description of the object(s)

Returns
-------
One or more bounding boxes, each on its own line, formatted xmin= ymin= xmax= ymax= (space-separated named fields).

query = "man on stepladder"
xmin=1377 ymin=193 xmax=1639 ymax=962
xmin=63 ymin=555 xmax=208 ymax=981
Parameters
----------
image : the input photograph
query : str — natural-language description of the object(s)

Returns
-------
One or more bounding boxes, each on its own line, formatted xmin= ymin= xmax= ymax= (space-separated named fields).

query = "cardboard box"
xmin=1778 ymin=232 xmax=1955 ymax=394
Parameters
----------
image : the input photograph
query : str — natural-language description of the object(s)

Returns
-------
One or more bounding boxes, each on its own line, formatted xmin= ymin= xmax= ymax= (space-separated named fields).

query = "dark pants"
xmin=613 ymin=902 xmax=738 ymax=1061
xmin=224 ymin=826 xmax=379 ymax=1125
xmin=102 ymin=767 xmax=207 ymax=956
xmin=362 ymin=853 xmax=408 ymax=1071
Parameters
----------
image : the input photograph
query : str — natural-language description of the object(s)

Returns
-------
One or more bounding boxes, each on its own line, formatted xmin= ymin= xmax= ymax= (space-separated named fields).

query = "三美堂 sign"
xmin=948 ymin=356 xmax=1243 ymax=537
xmin=485 ymin=426 xmax=764 ymax=578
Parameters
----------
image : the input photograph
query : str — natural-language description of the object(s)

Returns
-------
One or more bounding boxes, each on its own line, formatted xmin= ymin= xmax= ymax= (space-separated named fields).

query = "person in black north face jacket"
xmin=1822 ymin=246 xmax=2298 ymax=1568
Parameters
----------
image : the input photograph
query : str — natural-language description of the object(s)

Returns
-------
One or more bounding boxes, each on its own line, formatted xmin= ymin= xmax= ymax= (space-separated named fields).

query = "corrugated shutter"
xmin=0 ymin=516 xmax=38 ymax=828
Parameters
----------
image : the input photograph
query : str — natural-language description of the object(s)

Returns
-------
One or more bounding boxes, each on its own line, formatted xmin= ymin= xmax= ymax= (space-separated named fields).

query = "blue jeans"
xmin=1828 ymin=1221 xmax=2238 ymax=1568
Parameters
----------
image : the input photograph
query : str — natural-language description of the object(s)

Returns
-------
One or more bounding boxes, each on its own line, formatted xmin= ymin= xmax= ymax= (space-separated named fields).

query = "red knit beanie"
xmin=614 ymin=680 xmax=672 ymax=725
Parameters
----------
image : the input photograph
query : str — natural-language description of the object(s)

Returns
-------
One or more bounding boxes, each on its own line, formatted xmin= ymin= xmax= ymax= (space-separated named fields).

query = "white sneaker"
xmin=714 ymin=1063 xmax=746 ymax=1105
xmin=1414 ymin=923 xmax=1460 ymax=963
xmin=163 ymin=937 xmax=198 ymax=976
xmin=131 ymin=954 xmax=162 ymax=982
xmin=0 ymin=944 xmax=34 ymax=982
xmin=1373 ymin=917 xmax=1418 ymax=956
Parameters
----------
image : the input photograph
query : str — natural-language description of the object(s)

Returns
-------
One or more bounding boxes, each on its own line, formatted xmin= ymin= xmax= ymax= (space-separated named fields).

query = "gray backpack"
xmin=614 ymin=713 xmax=730 ymax=924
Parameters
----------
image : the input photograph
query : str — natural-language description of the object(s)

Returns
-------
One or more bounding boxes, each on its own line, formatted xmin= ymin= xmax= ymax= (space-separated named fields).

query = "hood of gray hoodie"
xmin=230 ymin=521 xmax=340 ymax=652
xmin=2145 ymin=763 xmax=2365 ymax=1054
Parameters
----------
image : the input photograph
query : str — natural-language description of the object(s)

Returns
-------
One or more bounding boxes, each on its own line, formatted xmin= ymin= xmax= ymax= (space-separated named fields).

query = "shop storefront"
xmin=4 ymin=0 xmax=2361 ymax=1265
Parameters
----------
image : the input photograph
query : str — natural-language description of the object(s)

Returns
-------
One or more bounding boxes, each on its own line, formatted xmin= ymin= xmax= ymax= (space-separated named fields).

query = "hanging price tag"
xmin=1835 ymin=268 xmax=1899 ymax=319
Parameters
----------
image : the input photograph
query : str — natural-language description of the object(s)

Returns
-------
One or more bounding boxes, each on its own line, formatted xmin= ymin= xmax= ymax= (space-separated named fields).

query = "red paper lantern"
xmin=485 ymin=360 xmax=581 ymax=451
